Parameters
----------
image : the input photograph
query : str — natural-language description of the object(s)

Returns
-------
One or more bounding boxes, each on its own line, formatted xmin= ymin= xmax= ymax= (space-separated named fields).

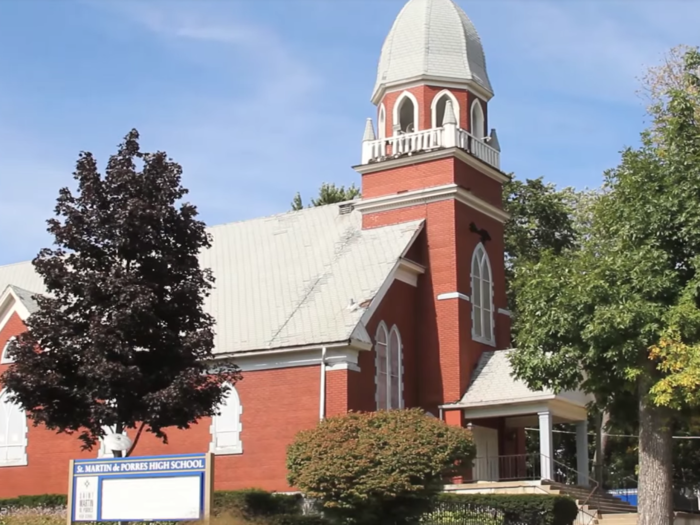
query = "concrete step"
xmin=543 ymin=483 xmax=637 ymax=517
xmin=595 ymin=513 xmax=638 ymax=525
xmin=543 ymin=483 xmax=637 ymax=525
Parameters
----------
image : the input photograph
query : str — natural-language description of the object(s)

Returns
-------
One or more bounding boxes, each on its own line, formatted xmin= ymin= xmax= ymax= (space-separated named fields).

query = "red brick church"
xmin=0 ymin=0 xmax=591 ymax=498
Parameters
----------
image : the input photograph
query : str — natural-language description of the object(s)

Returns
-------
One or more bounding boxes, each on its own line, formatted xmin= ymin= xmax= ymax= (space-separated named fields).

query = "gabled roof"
xmin=456 ymin=350 xmax=552 ymax=407
xmin=0 ymin=284 xmax=40 ymax=316
xmin=449 ymin=349 xmax=590 ymax=409
xmin=0 ymin=204 xmax=424 ymax=355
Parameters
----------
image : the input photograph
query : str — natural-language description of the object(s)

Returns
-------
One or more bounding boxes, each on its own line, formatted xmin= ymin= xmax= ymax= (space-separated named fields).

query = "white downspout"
xmin=319 ymin=347 xmax=327 ymax=421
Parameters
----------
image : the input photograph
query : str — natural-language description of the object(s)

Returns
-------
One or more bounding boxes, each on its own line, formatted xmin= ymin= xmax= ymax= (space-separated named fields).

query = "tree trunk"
xmin=593 ymin=411 xmax=604 ymax=487
xmin=638 ymin=387 xmax=674 ymax=525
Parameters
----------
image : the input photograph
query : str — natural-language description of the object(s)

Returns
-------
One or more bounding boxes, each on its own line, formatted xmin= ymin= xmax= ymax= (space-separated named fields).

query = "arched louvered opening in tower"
xmin=395 ymin=93 xmax=417 ymax=133
xmin=432 ymin=90 xmax=460 ymax=129
xmin=471 ymin=99 xmax=485 ymax=139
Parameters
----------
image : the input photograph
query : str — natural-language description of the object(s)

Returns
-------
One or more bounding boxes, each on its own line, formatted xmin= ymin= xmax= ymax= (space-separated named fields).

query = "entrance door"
xmin=471 ymin=426 xmax=500 ymax=481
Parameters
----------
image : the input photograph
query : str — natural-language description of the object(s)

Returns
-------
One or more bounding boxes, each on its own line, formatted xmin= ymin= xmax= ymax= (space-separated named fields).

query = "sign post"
xmin=67 ymin=453 xmax=213 ymax=523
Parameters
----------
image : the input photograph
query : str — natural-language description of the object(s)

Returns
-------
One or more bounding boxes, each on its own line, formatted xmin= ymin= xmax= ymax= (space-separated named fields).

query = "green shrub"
xmin=436 ymin=494 xmax=579 ymax=525
xmin=214 ymin=490 xmax=302 ymax=517
xmin=0 ymin=490 xmax=302 ymax=519
xmin=0 ymin=495 xmax=67 ymax=509
xmin=287 ymin=408 xmax=475 ymax=525
xmin=420 ymin=507 xmax=504 ymax=525
xmin=265 ymin=516 xmax=328 ymax=525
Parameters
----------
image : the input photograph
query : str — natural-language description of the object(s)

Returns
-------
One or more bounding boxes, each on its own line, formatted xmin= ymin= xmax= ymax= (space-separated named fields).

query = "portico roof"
xmin=442 ymin=349 xmax=592 ymax=417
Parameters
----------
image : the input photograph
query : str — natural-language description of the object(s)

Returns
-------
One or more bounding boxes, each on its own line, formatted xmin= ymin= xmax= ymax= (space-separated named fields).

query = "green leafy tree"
xmin=291 ymin=182 xmax=361 ymax=211
xmin=502 ymin=177 xmax=579 ymax=314
xmin=1 ymin=129 xmax=241 ymax=456
xmin=509 ymin=48 xmax=700 ymax=525
xmin=287 ymin=408 xmax=475 ymax=525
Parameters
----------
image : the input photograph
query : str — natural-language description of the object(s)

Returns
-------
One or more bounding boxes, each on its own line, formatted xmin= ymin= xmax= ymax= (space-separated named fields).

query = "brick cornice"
xmin=354 ymin=183 xmax=510 ymax=224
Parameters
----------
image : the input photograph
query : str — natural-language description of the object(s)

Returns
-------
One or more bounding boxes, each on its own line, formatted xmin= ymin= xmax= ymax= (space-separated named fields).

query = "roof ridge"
xmin=207 ymin=199 xmax=360 ymax=231
xmin=0 ymin=201 xmax=365 ymax=269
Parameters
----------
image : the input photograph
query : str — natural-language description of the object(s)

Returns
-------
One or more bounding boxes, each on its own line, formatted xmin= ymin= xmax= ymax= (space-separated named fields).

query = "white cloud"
xmin=78 ymin=1 xmax=357 ymax=222
xmin=486 ymin=0 xmax=700 ymax=104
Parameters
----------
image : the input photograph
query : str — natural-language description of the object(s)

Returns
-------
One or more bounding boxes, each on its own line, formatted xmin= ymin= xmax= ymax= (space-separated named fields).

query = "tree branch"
xmin=126 ymin=422 xmax=146 ymax=458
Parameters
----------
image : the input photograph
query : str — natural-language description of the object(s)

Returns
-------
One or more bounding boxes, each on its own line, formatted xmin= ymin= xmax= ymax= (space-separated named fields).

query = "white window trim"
xmin=97 ymin=426 xmax=129 ymax=458
xmin=470 ymin=99 xmax=485 ymax=139
xmin=374 ymin=322 xmax=389 ymax=410
xmin=0 ymin=337 xmax=15 ymax=364
xmin=209 ymin=383 xmax=243 ymax=455
xmin=389 ymin=325 xmax=404 ymax=409
xmin=378 ymin=104 xmax=386 ymax=139
xmin=0 ymin=388 xmax=28 ymax=467
xmin=392 ymin=91 xmax=420 ymax=135
xmin=374 ymin=322 xmax=404 ymax=410
xmin=471 ymin=243 xmax=495 ymax=346
xmin=431 ymin=89 xmax=461 ymax=129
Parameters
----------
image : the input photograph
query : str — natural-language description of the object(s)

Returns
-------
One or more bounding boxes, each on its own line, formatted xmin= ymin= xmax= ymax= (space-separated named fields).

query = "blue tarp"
xmin=608 ymin=489 xmax=638 ymax=507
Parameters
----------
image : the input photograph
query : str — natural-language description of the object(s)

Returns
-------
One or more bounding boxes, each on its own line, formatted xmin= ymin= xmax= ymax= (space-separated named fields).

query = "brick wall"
xmin=360 ymin=147 xmax=510 ymax=413
xmin=0 ymin=310 xmax=331 ymax=498
xmin=377 ymin=85 xmax=487 ymax=135
xmin=353 ymin=279 xmax=419 ymax=412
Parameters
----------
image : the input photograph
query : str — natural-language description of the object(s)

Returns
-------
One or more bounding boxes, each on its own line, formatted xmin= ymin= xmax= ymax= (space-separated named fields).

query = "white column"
xmin=538 ymin=411 xmax=554 ymax=481
xmin=576 ymin=420 xmax=589 ymax=486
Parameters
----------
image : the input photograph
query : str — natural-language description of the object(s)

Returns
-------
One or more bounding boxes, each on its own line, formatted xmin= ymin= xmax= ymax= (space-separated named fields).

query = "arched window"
xmin=97 ymin=426 xmax=129 ymax=458
xmin=375 ymin=323 xmax=403 ymax=410
xmin=471 ymin=244 xmax=494 ymax=345
xmin=470 ymin=99 xmax=485 ymax=139
xmin=393 ymin=92 xmax=418 ymax=134
xmin=431 ymin=90 xmax=460 ymax=129
xmin=0 ymin=338 xmax=15 ymax=365
xmin=378 ymin=104 xmax=386 ymax=139
xmin=0 ymin=389 xmax=28 ymax=466
xmin=210 ymin=383 xmax=242 ymax=455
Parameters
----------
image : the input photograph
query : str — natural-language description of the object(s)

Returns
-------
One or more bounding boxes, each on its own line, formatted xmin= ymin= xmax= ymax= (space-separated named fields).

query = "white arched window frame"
xmin=470 ymin=99 xmax=485 ymax=139
xmin=210 ymin=383 xmax=243 ymax=455
xmin=471 ymin=243 xmax=495 ymax=345
xmin=375 ymin=322 xmax=404 ymax=410
xmin=97 ymin=426 xmax=129 ymax=458
xmin=0 ymin=388 xmax=28 ymax=467
xmin=0 ymin=337 xmax=15 ymax=364
xmin=378 ymin=104 xmax=386 ymax=139
xmin=392 ymin=91 xmax=419 ymax=135
xmin=431 ymin=90 xmax=460 ymax=129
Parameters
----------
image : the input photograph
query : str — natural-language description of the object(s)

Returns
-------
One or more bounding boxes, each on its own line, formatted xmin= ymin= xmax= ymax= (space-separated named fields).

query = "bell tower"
xmin=354 ymin=0 xmax=510 ymax=412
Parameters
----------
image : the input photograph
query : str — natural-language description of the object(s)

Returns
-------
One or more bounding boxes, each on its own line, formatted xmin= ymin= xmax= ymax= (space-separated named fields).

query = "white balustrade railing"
xmin=456 ymin=129 xmax=500 ymax=170
xmin=362 ymin=126 xmax=500 ymax=170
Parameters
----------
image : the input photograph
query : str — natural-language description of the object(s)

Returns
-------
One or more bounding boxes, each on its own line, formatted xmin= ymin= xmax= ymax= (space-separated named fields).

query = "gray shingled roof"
xmin=0 ymin=205 xmax=424 ymax=355
xmin=373 ymin=0 xmax=493 ymax=101
xmin=456 ymin=350 xmax=553 ymax=406
xmin=7 ymin=285 xmax=40 ymax=314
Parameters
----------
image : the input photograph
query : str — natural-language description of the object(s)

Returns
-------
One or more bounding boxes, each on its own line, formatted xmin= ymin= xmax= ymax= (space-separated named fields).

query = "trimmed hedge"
xmin=0 ymin=490 xmax=301 ymax=515
xmin=436 ymin=494 xmax=579 ymax=525
xmin=0 ymin=491 xmax=578 ymax=525
xmin=0 ymin=494 xmax=68 ymax=508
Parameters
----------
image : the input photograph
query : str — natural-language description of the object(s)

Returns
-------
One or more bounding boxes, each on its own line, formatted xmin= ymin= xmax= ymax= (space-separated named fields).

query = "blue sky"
xmin=0 ymin=0 xmax=698 ymax=265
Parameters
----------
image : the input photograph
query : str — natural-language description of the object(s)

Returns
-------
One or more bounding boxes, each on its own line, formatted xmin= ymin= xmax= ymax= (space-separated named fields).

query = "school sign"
xmin=67 ymin=453 xmax=214 ymax=523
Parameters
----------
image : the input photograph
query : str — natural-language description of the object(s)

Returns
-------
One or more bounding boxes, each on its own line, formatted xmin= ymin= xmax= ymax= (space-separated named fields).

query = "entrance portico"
xmin=442 ymin=350 xmax=593 ymax=486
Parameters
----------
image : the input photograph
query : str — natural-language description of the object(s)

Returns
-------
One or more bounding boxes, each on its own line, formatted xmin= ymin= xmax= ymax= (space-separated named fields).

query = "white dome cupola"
xmin=372 ymin=0 xmax=492 ymax=104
